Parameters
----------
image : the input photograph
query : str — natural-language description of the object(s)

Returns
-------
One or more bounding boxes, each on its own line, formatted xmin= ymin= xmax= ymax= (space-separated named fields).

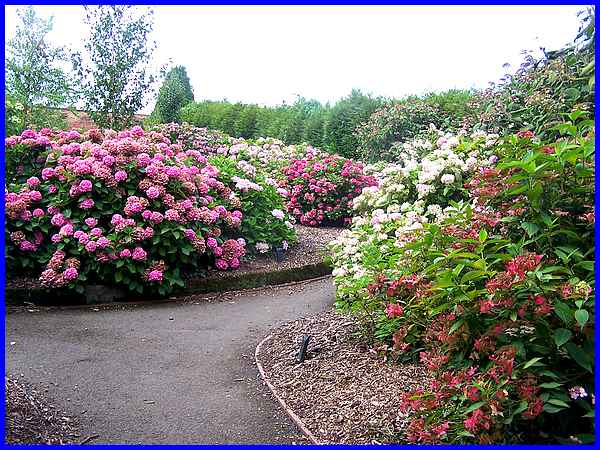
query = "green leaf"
xmin=465 ymin=401 xmax=485 ymax=414
xmin=448 ymin=319 xmax=465 ymax=335
xmin=521 ymin=222 xmax=539 ymax=237
xmin=543 ymin=404 xmax=566 ymax=413
xmin=565 ymin=343 xmax=593 ymax=373
xmin=547 ymin=398 xmax=569 ymax=407
xmin=461 ymin=270 xmax=486 ymax=284
xmin=523 ymin=357 xmax=544 ymax=369
xmin=553 ymin=328 xmax=572 ymax=347
xmin=539 ymin=382 xmax=562 ymax=389
xmin=554 ymin=300 xmax=575 ymax=325
xmin=574 ymin=309 xmax=589 ymax=328
xmin=478 ymin=229 xmax=488 ymax=242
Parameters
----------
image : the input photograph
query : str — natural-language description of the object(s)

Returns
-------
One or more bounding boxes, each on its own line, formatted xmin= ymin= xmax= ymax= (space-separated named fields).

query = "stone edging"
xmin=255 ymin=333 xmax=322 ymax=445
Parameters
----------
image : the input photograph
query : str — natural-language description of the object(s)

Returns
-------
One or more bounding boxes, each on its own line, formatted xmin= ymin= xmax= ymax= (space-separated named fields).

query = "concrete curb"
xmin=255 ymin=334 xmax=322 ymax=445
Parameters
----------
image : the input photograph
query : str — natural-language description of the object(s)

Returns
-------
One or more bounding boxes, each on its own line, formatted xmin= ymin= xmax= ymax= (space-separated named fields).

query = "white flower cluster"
xmin=329 ymin=128 xmax=499 ymax=294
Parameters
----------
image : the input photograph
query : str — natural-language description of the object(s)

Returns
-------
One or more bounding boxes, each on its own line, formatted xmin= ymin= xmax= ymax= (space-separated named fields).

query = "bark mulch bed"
xmin=5 ymin=376 xmax=82 ymax=444
xmin=256 ymin=310 xmax=430 ymax=444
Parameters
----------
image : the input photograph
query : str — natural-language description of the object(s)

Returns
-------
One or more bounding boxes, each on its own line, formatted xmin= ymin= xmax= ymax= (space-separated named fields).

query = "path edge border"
xmin=255 ymin=334 xmax=322 ymax=445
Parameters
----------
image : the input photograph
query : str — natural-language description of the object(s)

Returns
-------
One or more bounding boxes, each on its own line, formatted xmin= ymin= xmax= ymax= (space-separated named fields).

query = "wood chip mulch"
xmin=256 ymin=310 xmax=430 ymax=444
xmin=5 ymin=376 xmax=81 ymax=444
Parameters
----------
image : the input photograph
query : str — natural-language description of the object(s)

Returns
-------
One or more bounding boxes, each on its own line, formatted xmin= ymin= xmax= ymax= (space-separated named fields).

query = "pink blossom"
xmin=147 ymin=270 xmax=163 ymax=281
xmin=64 ymin=267 xmax=79 ymax=281
xmin=215 ymin=259 xmax=229 ymax=270
xmin=114 ymin=170 xmax=128 ymax=182
xmin=79 ymin=180 xmax=93 ymax=192
xmin=80 ymin=198 xmax=95 ymax=209
xmin=59 ymin=224 xmax=74 ymax=236
xmin=97 ymin=237 xmax=110 ymax=248
xmin=132 ymin=247 xmax=147 ymax=261
xmin=146 ymin=186 xmax=160 ymax=199
xmin=120 ymin=249 xmax=132 ymax=258
xmin=85 ymin=241 xmax=98 ymax=252
xmin=85 ymin=217 xmax=98 ymax=227
xmin=27 ymin=176 xmax=41 ymax=187
xmin=32 ymin=208 xmax=45 ymax=218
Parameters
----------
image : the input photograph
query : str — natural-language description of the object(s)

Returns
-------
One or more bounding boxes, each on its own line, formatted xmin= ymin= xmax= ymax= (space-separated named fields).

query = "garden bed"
xmin=255 ymin=310 xmax=429 ymax=444
xmin=5 ymin=225 xmax=342 ymax=306
xmin=5 ymin=376 xmax=81 ymax=444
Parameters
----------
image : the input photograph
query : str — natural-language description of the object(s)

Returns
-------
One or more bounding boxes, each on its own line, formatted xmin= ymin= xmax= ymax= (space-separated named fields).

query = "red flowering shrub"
xmin=281 ymin=154 xmax=377 ymax=226
xmin=5 ymin=126 xmax=294 ymax=296
xmin=333 ymin=114 xmax=595 ymax=443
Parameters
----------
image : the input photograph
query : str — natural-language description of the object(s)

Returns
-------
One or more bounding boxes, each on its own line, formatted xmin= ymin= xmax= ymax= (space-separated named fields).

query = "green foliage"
xmin=73 ymin=5 xmax=159 ymax=130
xmin=5 ymin=6 xmax=75 ymax=132
xmin=179 ymin=92 xmax=381 ymax=156
xmin=151 ymin=65 xmax=194 ymax=123
xmin=324 ymin=89 xmax=383 ymax=158
xmin=355 ymin=90 xmax=476 ymax=162
xmin=466 ymin=8 xmax=595 ymax=138
xmin=209 ymin=155 xmax=296 ymax=250
xmin=330 ymin=117 xmax=595 ymax=443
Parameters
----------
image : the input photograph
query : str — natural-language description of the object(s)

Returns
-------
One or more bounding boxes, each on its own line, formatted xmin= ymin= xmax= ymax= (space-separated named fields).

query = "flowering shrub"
xmin=330 ymin=116 xmax=594 ymax=443
xmin=354 ymin=100 xmax=442 ymax=162
xmin=280 ymin=154 xmax=377 ymax=226
xmin=208 ymin=154 xmax=296 ymax=254
xmin=330 ymin=129 xmax=498 ymax=290
xmin=5 ymin=125 xmax=294 ymax=296
xmin=151 ymin=122 xmax=229 ymax=153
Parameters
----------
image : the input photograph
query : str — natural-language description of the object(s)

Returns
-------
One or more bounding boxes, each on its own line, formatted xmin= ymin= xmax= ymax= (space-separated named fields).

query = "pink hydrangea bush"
xmin=280 ymin=154 xmax=377 ymax=226
xmin=5 ymin=126 xmax=256 ymax=296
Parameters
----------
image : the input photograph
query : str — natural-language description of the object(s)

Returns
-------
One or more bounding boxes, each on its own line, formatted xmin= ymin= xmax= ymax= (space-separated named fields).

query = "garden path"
xmin=4 ymin=277 xmax=334 ymax=444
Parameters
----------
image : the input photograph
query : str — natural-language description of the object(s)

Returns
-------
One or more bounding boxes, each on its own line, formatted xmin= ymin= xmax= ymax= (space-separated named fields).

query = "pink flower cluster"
xmin=5 ymin=126 xmax=257 ymax=294
xmin=281 ymin=154 xmax=377 ymax=226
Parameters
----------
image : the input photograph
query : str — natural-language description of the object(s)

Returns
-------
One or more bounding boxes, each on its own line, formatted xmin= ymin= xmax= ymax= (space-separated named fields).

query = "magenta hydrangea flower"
xmin=32 ymin=208 xmax=45 ymax=218
xmin=85 ymin=241 xmax=98 ymax=252
xmin=27 ymin=176 xmax=41 ymax=187
xmin=215 ymin=259 xmax=228 ymax=270
xmin=59 ymin=224 xmax=74 ymax=236
xmin=207 ymin=237 xmax=218 ymax=249
xmin=85 ymin=217 xmax=98 ymax=227
xmin=146 ymin=186 xmax=160 ymax=199
xmin=79 ymin=180 xmax=93 ymax=192
xmin=120 ymin=249 xmax=132 ymax=258
xmin=64 ymin=267 xmax=79 ymax=281
xmin=147 ymin=270 xmax=163 ymax=281
xmin=80 ymin=198 xmax=95 ymax=209
xmin=97 ymin=237 xmax=110 ymax=248
xmin=114 ymin=170 xmax=128 ymax=182
xmin=132 ymin=247 xmax=147 ymax=261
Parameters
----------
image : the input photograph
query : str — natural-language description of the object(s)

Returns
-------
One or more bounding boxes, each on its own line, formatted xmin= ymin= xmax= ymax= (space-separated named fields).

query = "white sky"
xmin=5 ymin=5 xmax=588 ymax=114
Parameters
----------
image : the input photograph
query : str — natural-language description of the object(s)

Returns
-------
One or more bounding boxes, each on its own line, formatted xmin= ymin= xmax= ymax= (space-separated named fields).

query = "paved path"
xmin=5 ymin=278 xmax=335 ymax=444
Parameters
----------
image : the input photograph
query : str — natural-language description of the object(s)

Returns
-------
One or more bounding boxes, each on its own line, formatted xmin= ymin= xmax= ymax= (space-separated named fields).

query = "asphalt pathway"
xmin=5 ymin=277 xmax=335 ymax=444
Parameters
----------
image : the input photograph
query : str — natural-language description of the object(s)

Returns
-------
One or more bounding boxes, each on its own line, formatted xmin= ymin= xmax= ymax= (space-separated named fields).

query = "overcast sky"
xmin=5 ymin=5 xmax=588 ymax=113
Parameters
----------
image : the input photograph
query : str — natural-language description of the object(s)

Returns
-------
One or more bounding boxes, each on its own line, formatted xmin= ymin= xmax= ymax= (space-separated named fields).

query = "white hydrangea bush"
xmin=329 ymin=128 xmax=499 ymax=301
